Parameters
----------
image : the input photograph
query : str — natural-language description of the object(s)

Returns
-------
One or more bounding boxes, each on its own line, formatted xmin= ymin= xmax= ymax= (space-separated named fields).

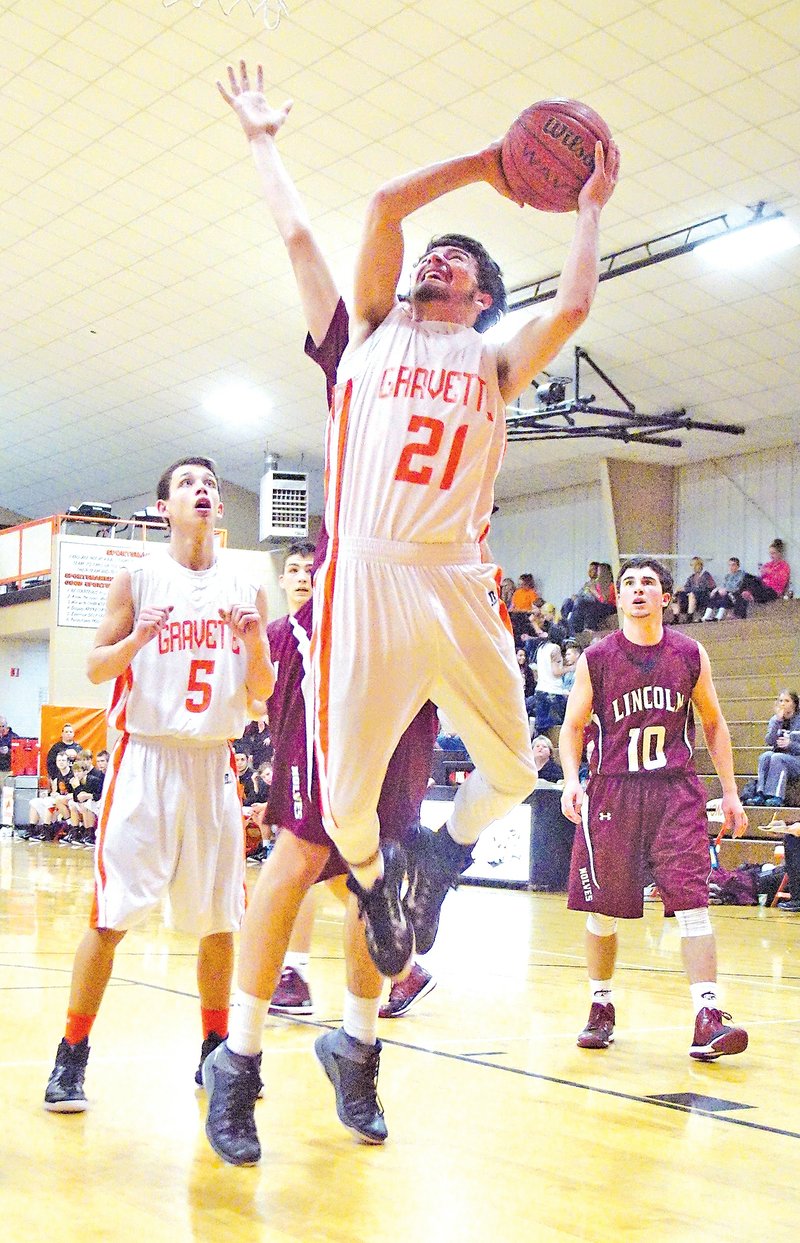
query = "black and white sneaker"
xmin=195 ymin=1031 xmax=225 ymax=1087
xmin=347 ymin=843 xmax=414 ymax=978
xmin=403 ymin=825 xmax=473 ymax=954
xmin=202 ymin=1041 xmax=262 ymax=1166
xmin=44 ymin=1037 xmax=90 ymax=1112
xmin=315 ymin=1027 xmax=387 ymax=1144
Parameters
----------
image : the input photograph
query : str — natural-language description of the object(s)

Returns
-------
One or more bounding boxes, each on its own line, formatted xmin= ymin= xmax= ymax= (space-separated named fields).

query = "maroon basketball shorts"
xmin=567 ymin=771 xmax=710 ymax=919
xmin=271 ymin=701 xmax=438 ymax=882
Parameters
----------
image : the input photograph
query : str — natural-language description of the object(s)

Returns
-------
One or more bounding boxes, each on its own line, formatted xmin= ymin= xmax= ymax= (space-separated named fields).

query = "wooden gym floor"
xmin=2 ymin=838 xmax=800 ymax=1243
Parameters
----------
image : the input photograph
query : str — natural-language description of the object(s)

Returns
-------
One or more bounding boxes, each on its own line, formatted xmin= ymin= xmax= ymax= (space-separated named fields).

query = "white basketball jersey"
xmin=326 ymin=305 xmax=506 ymax=544
xmin=109 ymin=552 xmax=258 ymax=742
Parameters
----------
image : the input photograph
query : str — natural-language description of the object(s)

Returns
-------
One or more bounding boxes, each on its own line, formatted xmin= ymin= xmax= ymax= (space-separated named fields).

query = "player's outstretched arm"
xmin=559 ymin=653 xmax=593 ymax=824
xmin=218 ymin=59 xmax=339 ymax=346
xmin=692 ymin=644 xmax=747 ymax=838
xmin=352 ymin=142 xmax=515 ymax=344
xmin=496 ymin=140 xmax=620 ymax=403
xmin=219 ymin=587 xmax=275 ymax=705
xmin=87 ymin=572 xmax=173 ymax=684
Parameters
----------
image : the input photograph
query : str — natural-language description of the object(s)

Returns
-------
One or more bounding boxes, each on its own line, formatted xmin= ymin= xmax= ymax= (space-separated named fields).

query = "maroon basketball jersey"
xmin=265 ymin=602 xmax=318 ymax=830
xmin=584 ymin=628 xmax=701 ymax=778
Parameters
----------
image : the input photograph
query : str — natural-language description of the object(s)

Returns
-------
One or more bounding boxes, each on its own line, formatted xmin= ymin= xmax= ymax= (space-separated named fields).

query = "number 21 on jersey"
xmin=394 ymin=416 xmax=468 ymax=491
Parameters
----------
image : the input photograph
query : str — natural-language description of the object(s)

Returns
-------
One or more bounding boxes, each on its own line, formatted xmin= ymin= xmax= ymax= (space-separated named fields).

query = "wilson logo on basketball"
xmin=541 ymin=117 xmax=595 ymax=170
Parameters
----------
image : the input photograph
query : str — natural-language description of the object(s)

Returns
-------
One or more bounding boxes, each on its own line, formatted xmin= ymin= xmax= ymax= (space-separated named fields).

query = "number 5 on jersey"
xmin=186 ymin=658 xmax=215 ymax=713
xmin=394 ymin=416 xmax=468 ymax=491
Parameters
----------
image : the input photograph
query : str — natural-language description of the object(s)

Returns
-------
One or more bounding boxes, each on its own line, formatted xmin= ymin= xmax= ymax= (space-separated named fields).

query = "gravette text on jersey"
xmin=157 ymin=617 xmax=242 ymax=655
xmin=611 ymin=685 xmax=686 ymax=723
xmin=378 ymin=365 xmax=489 ymax=411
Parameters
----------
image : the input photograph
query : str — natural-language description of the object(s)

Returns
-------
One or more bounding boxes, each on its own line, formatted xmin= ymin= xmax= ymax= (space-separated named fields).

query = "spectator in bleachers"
xmin=519 ymin=605 xmax=550 ymax=663
xmin=562 ymin=642 xmax=580 ymax=691
xmin=46 ymin=723 xmax=81 ymax=781
xmin=670 ymin=556 xmax=715 ymax=623
xmin=233 ymin=740 xmax=271 ymax=862
xmin=742 ymin=539 xmax=791 ymax=605
xmin=0 ymin=715 xmax=19 ymax=778
xmin=242 ymin=714 xmax=273 ymax=770
xmin=532 ymin=641 xmax=568 ymax=736
xmin=517 ymin=648 xmax=537 ymax=716
xmin=511 ymin=573 xmax=540 ymax=613
xmin=743 ymin=690 xmax=800 ymax=807
xmin=703 ymin=557 xmax=747 ymax=620
xmin=561 ymin=562 xmax=599 ymax=630
xmin=499 ymin=577 xmax=516 ymax=610
xmin=568 ymin=563 xmax=617 ymax=636
xmin=27 ymin=749 xmax=74 ymax=840
xmin=532 ymin=735 xmax=563 ymax=783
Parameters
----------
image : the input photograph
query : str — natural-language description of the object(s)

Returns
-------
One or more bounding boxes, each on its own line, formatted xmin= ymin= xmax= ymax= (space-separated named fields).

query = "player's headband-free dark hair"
xmin=616 ymin=556 xmax=674 ymax=599
xmin=157 ymin=456 xmax=220 ymax=502
xmin=283 ymin=542 xmax=315 ymax=568
xmin=419 ymin=233 xmax=507 ymax=332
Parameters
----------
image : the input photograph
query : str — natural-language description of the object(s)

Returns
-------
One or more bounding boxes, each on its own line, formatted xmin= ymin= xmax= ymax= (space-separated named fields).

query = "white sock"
xmin=690 ymin=981 xmax=719 ymax=1015
xmin=284 ymin=951 xmax=310 ymax=983
xmin=589 ymin=978 xmax=614 ymax=1007
xmin=702 ymin=607 xmax=714 ymax=621
xmin=351 ymin=852 xmax=384 ymax=891
xmin=715 ymin=607 xmax=726 ymax=620
xmin=342 ymin=991 xmax=380 ymax=1046
xmin=227 ymin=989 xmax=270 ymax=1056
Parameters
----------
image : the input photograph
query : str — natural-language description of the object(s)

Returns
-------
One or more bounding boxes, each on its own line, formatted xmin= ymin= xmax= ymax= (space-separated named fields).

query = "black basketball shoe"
xmin=346 ymin=842 xmax=414 ymax=978
xmin=195 ymin=1031 xmax=225 ymax=1086
xmin=315 ymin=1027 xmax=387 ymax=1144
xmin=202 ymin=1042 xmax=263 ymax=1166
xmin=44 ymin=1037 xmax=90 ymax=1112
xmin=403 ymin=825 xmax=474 ymax=954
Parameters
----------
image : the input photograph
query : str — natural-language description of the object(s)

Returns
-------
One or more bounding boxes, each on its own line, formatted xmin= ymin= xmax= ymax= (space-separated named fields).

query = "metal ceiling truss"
xmin=506 ymin=346 xmax=746 ymax=447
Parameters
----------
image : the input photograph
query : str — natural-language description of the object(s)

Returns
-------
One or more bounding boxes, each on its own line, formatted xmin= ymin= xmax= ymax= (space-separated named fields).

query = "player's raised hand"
xmin=578 ymin=140 xmax=620 ymax=213
xmin=133 ymin=605 xmax=173 ymax=648
xmin=560 ymin=777 xmax=584 ymax=825
xmin=219 ymin=603 xmax=264 ymax=647
xmin=217 ymin=59 xmax=293 ymax=142
xmin=721 ymin=790 xmax=748 ymax=839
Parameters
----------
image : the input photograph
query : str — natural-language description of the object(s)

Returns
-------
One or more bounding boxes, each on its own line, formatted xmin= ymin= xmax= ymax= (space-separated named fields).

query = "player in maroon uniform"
xmin=204 ymin=61 xmax=438 ymax=1166
xmin=560 ymin=556 xmax=749 ymax=1060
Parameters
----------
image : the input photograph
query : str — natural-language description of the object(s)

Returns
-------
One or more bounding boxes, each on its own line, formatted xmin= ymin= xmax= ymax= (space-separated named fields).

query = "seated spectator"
xmin=517 ymin=648 xmax=537 ymax=716
xmin=74 ymin=749 xmax=109 ymax=846
xmin=46 ymin=723 xmax=81 ymax=780
xmin=532 ymin=641 xmax=567 ymax=735
xmin=532 ymin=735 xmax=563 ymax=783
xmin=511 ymin=573 xmax=540 ymax=614
xmin=499 ymin=577 xmax=516 ymax=610
xmin=233 ymin=740 xmax=271 ymax=859
xmin=519 ymin=605 xmax=550 ymax=662
xmin=431 ymin=713 xmax=470 ymax=786
xmin=64 ymin=751 xmax=94 ymax=845
xmin=242 ymin=714 xmax=273 ymax=770
xmin=759 ymin=817 xmax=800 ymax=912
xmin=562 ymin=642 xmax=580 ymax=691
xmin=27 ymin=750 xmax=74 ymax=841
xmin=703 ymin=557 xmax=746 ymax=620
xmin=743 ymin=690 xmax=800 ymax=807
xmin=742 ymin=538 xmax=791 ymax=605
xmin=561 ymin=561 xmax=599 ymax=627
xmin=0 ymin=715 xmax=19 ymax=778
xmin=569 ymin=563 xmax=617 ymax=635
xmin=671 ymin=556 xmax=715 ymax=623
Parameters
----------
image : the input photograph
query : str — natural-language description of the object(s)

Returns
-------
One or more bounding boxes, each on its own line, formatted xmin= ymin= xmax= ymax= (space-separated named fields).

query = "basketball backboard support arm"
xmin=506 ymin=346 xmax=746 ymax=446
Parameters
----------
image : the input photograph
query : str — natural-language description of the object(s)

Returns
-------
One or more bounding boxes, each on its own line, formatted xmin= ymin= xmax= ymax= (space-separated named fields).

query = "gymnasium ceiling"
xmin=2 ymin=0 xmax=800 ymax=522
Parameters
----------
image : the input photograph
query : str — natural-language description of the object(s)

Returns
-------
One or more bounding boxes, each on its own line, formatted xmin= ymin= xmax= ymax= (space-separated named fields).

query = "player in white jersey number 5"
xmin=43 ymin=456 xmax=274 ymax=1114
xmin=312 ymin=133 xmax=619 ymax=979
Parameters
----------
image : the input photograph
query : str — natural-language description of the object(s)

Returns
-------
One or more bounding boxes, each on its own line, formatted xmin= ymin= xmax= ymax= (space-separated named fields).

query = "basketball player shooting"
xmin=311 ymin=127 xmax=619 ymax=983
xmin=559 ymin=557 xmax=749 ymax=1060
xmin=43 ymin=457 xmax=274 ymax=1113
